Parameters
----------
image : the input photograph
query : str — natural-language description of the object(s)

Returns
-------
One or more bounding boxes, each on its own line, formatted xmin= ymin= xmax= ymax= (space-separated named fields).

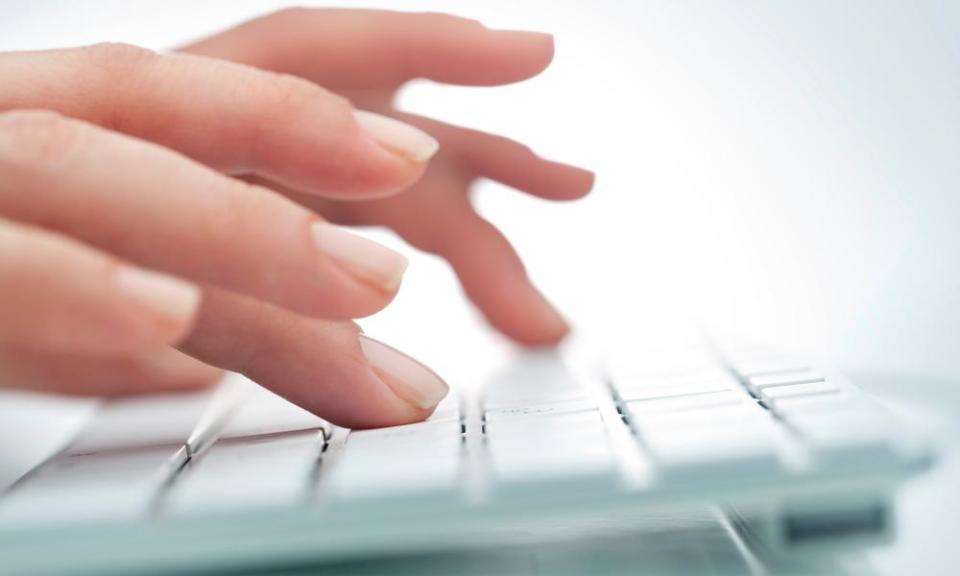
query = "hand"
xmin=0 ymin=9 xmax=591 ymax=428
xmin=182 ymin=8 xmax=594 ymax=346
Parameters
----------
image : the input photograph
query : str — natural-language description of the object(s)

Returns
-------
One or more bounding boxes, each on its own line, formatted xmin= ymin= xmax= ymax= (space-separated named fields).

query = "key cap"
xmin=610 ymin=366 xmax=730 ymax=388
xmin=788 ymin=409 xmax=896 ymax=466
xmin=770 ymin=393 xmax=858 ymax=415
xmin=483 ymin=355 xmax=589 ymax=410
xmin=163 ymin=430 xmax=323 ymax=516
xmin=746 ymin=370 xmax=826 ymax=394
xmin=218 ymin=385 xmax=328 ymax=440
xmin=427 ymin=395 xmax=461 ymax=423
xmin=616 ymin=377 xmax=736 ymax=402
xmin=0 ymin=445 xmax=182 ymax=527
xmin=628 ymin=403 xmax=766 ymax=433
xmin=484 ymin=397 xmax=597 ymax=422
xmin=625 ymin=390 xmax=746 ymax=415
xmin=760 ymin=381 xmax=838 ymax=404
xmin=642 ymin=423 xmax=783 ymax=484
xmin=65 ymin=390 xmax=215 ymax=455
xmin=326 ymin=421 xmax=462 ymax=502
xmin=486 ymin=411 xmax=619 ymax=493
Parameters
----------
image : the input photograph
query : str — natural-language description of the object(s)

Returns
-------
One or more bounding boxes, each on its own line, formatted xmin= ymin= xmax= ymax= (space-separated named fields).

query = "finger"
xmin=0 ymin=347 xmax=222 ymax=396
xmin=242 ymin=169 xmax=571 ymax=347
xmin=0 ymin=43 xmax=437 ymax=198
xmin=181 ymin=8 xmax=554 ymax=89
xmin=0 ymin=218 xmax=199 ymax=355
xmin=0 ymin=110 xmax=407 ymax=320
xmin=397 ymin=112 xmax=595 ymax=201
xmin=179 ymin=286 xmax=448 ymax=429
xmin=413 ymin=209 xmax=571 ymax=347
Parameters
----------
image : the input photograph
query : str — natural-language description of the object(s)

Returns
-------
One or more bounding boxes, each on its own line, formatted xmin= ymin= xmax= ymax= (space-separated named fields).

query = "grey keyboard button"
xmin=628 ymin=404 xmax=765 ymax=432
xmin=65 ymin=390 xmax=215 ymax=455
xmin=485 ymin=397 xmax=596 ymax=422
xmin=486 ymin=411 xmax=618 ymax=490
xmin=759 ymin=381 xmax=838 ymax=404
xmin=617 ymin=377 xmax=735 ymax=402
xmin=626 ymin=390 xmax=746 ymax=414
xmin=747 ymin=370 xmax=826 ymax=393
xmin=0 ymin=445 xmax=181 ymax=527
xmin=427 ymin=396 xmax=461 ymax=423
xmin=770 ymin=393 xmax=857 ymax=415
xmin=788 ymin=409 xmax=896 ymax=465
xmin=485 ymin=388 xmax=591 ymax=411
xmin=483 ymin=355 xmax=589 ymax=410
xmin=327 ymin=422 xmax=462 ymax=501
xmin=164 ymin=430 xmax=323 ymax=515
xmin=643 ymin=424 xmax=783 ymax=483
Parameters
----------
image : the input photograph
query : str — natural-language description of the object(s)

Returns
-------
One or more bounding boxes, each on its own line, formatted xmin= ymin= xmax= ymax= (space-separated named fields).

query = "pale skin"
xmin=0 ymin=9 xmax=594 ymax=429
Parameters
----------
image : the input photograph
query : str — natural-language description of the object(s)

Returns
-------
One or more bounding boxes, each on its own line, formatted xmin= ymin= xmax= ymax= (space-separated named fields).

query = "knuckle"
xmin=0 ymin=110 xmax=85 ymax=171
xmin=260 ymin=72 xmax=350 ymax=119
xmin=79 ymin=42 xmax=157 ymax=75
xmin=269 ymin=6 xmax=311 ymax=23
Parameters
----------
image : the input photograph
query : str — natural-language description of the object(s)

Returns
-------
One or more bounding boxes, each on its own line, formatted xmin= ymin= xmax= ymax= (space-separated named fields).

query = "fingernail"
xmin=353 ymin=110 xmax=439 ymax=163
xmin=115 ymin=267 xmax=201 ymax=323
xmin=311 ymin=222 xmax=408 ymax=292
xmin=358 ymin=335 xmax=449 ymax=409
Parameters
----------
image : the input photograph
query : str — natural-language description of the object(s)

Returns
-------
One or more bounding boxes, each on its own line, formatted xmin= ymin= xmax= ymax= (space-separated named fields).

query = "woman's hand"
xmin=0 ymin=9 xmax=592 ymax=428
xmin=182 ymin=9 xmax=594 ymax=346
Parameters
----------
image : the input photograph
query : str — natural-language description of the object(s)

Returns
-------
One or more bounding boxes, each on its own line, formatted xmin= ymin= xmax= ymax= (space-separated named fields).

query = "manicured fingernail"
xmin=311 ymin=222 xmax=408 ymax=292
xmin=358 ymin=335 xmax=449 ymax=409
xmin=353 ymin=110 xmax=439 ymax=163
xmin=115 ymin=267 xmax=201 ymax=323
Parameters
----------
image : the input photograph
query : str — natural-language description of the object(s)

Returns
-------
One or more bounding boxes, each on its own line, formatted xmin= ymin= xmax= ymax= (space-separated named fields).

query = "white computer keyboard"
xmin=0 ymin=340 xmax=935 ymax=576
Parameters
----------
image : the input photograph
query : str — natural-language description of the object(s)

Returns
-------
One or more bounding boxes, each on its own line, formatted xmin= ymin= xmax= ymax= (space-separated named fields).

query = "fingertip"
xmin=548 ymin=163 xmax=596 ymax=200
xmin=498 ymin=290 xmax=571 ymax=348
xmin=503 ymin=29 xmax=555 ymax=70
xmin=359 ymin=334 xmax=449 ymax=410
xmin=354 ymin=110 xmax=439 ymax=164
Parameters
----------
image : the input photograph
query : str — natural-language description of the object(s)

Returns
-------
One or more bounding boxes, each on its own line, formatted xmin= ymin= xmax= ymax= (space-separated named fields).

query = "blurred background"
xmin=0 ymin=0 xmax=957 ymax=380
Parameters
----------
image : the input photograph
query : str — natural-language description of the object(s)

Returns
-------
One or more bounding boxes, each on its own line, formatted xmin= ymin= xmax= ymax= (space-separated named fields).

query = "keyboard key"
xmin=642 ymin=424 xmax=783 ymax=484
xmin=483 ymin=355 xmax=589 ymax=409
xmin=788 ymin=409 xmax=896 ymax=466
xmin=611 ymin=365 xmax=729 ymax=387
xmin=625 ymin=390 xmax=746 ymax=415
xmin=485 ymin=397 xmax=597 ymax=422
xmin=486 ymin=411 xmax=619 ymax=492
xmin=628 ymin=404 xmax=766 ymax=433
xmin=0 ymin=445 xmax=182 ymax=527
xmin=616 ymin=377 xmax=735 ymax=402
xmin=326 ymin=421 xmax=462 ymax=502
xmin=163 ymin=430 xmax=323 ymax=515
xmin=65 ymin=390 xmax=215 ymax=455
xmin=747 ymin=370 xmax=826 ymax=394
xmin=427 ymin=395 xmax=461 ymax=423
xmin=218 ymin=385 xmax=328 ymax=440
xmin=759 ymin=381 xmax=838 ymax=404
xmin=770 ymin=393 xmax=858 ymax=415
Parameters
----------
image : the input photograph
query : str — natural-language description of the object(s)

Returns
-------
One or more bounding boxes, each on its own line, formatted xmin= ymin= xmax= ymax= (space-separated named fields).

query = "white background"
xmin=0 ymin=0 xmax=957 ymax=382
